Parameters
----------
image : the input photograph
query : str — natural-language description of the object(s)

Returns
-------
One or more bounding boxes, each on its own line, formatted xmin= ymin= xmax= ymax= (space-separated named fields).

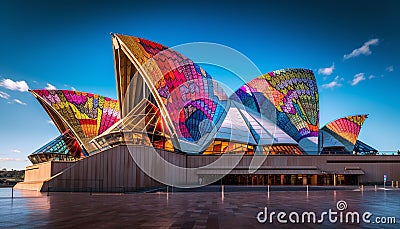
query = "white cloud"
xmin=47 ymin=120 xmax=55 ymax=126
xmin=318 ymin=63 xmax=335 ymax=76
xmin=351 ymin=73 xmax=366 ymax=86
xmin=368 ymin=74 xmax=377 ymax=79
xmin=386 ymin=65 xmax=394 ymax=72
xmin=11 ymin=149 xmax=21 ymax=153
xmin=322 ymin=81 xmax=341 ymax=89
xmin=13 ymin=99 xmax=27 ymax=105
xmin=322 ymin=76 xmax=342 ymax=89
xmin=45 ymin=83 xmax=57 ymax=90
xmin=343 ymin=38 xmax=379 ymax=60
xmin=63 ymin=84 xmax=77 ymax=91
xmin=0 ymin=78 xmax=29 ymax=92
xmin=0 ymin=91 xmax=10 ymax=99
xmin=0 ymin=158 xmax=26 ymax=162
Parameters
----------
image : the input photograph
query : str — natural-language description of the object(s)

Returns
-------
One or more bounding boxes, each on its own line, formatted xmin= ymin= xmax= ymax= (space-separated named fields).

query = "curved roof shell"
xmin=28 ymin=130 xmax=87 ymax=164
xmin=320 ymin=114 xmax=368 ymax=152
xmin=216 ymin=101 xmax=297 ymax=147
xmin=31 ymin=89 xmax=120 ymax=152
xmin=112 ymin=34 xmax=229 ymax=152
xmin=231 ymin=68 xmax=319 ymax=152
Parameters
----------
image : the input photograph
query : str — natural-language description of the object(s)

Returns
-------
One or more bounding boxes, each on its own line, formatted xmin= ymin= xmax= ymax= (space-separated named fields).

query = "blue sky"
xmin=0 ymin=0 xmax=398 ymax=169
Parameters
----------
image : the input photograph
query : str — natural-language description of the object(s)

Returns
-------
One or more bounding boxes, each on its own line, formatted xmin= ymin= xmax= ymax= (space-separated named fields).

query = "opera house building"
xmin=15 ymin=34 xmax=400 ymax=192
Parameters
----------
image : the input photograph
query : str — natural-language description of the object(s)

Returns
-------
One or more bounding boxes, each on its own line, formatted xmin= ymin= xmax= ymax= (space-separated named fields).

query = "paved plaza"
xmin=1 ymin=187 xmax=399 ymax=228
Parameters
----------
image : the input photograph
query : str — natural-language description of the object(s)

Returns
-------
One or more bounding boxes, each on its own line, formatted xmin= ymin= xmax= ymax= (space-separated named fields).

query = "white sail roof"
xmin=216 ymin=101 xmax=297 ymax=146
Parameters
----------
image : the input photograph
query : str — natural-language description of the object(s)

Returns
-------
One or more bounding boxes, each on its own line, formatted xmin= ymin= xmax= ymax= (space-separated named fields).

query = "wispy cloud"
xmin=0 ymin=158 xmax=26 ymax=162
xmin=47 ymin=120 xmax=55 ymax=126
xmin=368 ymin=74 xmax=377 ymax=79
xmin=0 ymin=91 xmax=10 ymax=99
xmin=351 ymin=73 xmax=366 ymax=86
xmin=11 ymin=149 xmax=21 ymax=153
xmin=0 ymin=78 xmax=29 ymax=92
xmin=45 ymin=83 xmax=57 ymax=90
xmin=13 ymin=99 xmax=27 ymax=105
xmin=344 ymin=38 xmax=379 ymax=60
xmin=63 ymin=84 xmax=76 ymax=91
xmin=386 ymin=65 xmax=394 ymax=72
xmin=318 ymin=63 xmax=335 ymax=76
xmin=322 ymin=76 xmax=342 ymax=89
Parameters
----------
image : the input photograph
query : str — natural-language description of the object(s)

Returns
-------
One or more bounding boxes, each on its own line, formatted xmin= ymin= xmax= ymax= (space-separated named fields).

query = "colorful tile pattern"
xmin=325 ymin=115 xmax=367 ymax=145
xmin=233 ymin=69 xmax=319 ymax=142
xmin=32 ymin=90 xmax=120 ymax=150
xmin=115 ymin=34 xmax=228 ymax=142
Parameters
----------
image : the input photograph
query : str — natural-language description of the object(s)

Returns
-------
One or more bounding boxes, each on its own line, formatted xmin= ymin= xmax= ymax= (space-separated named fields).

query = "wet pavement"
xmin=1 ymin=186 xmax=399 ymax=228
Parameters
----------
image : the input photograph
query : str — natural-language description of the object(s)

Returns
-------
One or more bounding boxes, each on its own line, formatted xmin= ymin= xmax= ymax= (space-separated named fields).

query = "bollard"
xmin=361 ymin=185 xmax=364 ymax=192
xmin=396 ymin=181 xmax=399 ymax=188
xmin=221 ymin=185 xmax=224 ymax=202
xmin=11 ymin=187 xmax=14 ymax=199
xmin=267 ymin=185 xmax=270 ymax=198
xmin=392 ymin=181 xmax=394 ymax=188
xmin=374 ymin=185 xmax=377 ymax=191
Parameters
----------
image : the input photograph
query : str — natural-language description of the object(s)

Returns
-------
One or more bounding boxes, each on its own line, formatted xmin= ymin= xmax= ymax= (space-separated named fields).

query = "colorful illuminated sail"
xmin=113 ymin=34 xmax=228 ymax=145
xmin=31 ymin=89 xmax=120 ymax=152
xmin=28 ymin=130 xmax=87 ymax=164
xmin=233 ymin=68 xmax=319 ymax=142
xmin=324 ymin=115 xmax=368 ymax=145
